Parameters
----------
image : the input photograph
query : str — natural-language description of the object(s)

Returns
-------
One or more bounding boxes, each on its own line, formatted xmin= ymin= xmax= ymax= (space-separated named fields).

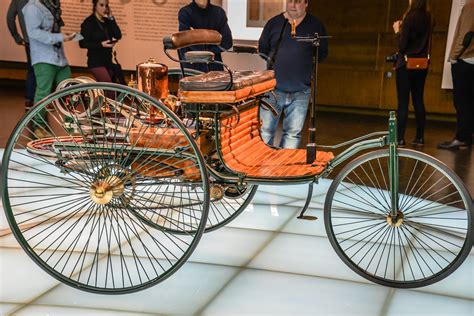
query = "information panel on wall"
xmin=1 ymin=0 xmax=189 ymax=70
xmin=442 ymin=0 xmax=467 ymax=89
xmin=0 ymin=0 xmax=267 ymax=71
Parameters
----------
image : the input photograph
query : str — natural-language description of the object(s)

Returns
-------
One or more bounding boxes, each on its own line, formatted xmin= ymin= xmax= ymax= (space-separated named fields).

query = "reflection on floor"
xmin=0 ymin=85 xmax=473 ymax=315
xmin=1 ymin=164 xmax=472 ymax=315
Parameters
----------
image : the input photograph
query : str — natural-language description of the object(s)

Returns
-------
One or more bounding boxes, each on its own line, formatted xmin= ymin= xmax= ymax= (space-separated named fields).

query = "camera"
xmin=386 ymin=53 xmax=398 ymax=63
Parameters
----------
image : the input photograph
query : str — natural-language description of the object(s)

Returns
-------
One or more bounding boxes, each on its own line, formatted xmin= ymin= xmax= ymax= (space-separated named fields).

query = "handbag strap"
xmin=403 ymin=13 xmax=434 ymax=61
xmin=427 ymin=14 xmax=434 ymax=59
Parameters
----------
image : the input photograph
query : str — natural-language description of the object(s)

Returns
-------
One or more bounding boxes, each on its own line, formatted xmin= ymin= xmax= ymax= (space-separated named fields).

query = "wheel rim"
xmin=143 ymin=68 xmax=255 ymax=234
xmin=131 ymin=183 xmax=257 ymax=234
xmin=206 ymin=184 xmax=257 ymax=232
xmin=1 ymin=82 xmax=209 ymax=293
xmin=324 ymin=149 xmax=472 ymax=288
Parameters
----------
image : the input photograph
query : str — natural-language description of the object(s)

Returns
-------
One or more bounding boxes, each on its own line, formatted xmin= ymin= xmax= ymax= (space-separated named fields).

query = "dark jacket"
xmin=396 ymin=11 xmax=434 ymax=68
xmin=178 ymin=1 xmax=233 ymax=72
xmin=259 ymin=13 xmax=328 ymax=92
xmin=79 ymin=14 xmax=122 ymax=68
xmin=7 ymin=0 xmax=29 ymax=44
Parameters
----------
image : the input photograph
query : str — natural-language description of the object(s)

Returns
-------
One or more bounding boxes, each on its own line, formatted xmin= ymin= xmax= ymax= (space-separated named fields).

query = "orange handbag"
xmin=405 ymin=56 xmax=430 ymax=70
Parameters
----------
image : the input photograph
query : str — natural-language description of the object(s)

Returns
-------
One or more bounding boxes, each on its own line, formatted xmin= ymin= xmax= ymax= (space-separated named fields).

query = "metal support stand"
xmin=296 ymin=183 xmax=317 ymax=221
xmin=292 ymin=32 xmax=330 ymax=164
xmin=306 ymin=39 xmax=319 ymax=164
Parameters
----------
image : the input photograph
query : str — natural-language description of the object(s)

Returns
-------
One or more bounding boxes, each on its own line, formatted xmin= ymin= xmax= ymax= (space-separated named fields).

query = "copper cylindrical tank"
xmin=136 ymin=58 xmax=168 ymax=99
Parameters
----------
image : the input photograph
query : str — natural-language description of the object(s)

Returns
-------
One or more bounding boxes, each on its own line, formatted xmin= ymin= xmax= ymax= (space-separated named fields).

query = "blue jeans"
xmin=259 ymin=88 xmax=311 ymax=149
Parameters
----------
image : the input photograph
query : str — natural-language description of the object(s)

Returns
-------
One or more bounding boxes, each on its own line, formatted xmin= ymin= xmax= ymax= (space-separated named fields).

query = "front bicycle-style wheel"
xmin=1 ymin=82 xmax=210 ymax=294
xmin=324 ymin=149 xmax=472 ymax=288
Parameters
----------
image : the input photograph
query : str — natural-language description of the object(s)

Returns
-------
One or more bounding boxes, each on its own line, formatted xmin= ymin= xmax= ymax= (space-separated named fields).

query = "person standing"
xmin=258 ymin=0 xmax=328 ymax=149
xmin=23 ymin=0 xmax=75 ymax=137
xmin=438 ymin=0 xmax=474 ymax=150
xmin=392 ymin=0 xmax=434 ymax=147
xmin=178 ymin=0 xmax=233 ymax=72
xmin=7 ymin=0 xmax=36 ymax=112
xmin=79 ymin=0 xmax=123 ymax=83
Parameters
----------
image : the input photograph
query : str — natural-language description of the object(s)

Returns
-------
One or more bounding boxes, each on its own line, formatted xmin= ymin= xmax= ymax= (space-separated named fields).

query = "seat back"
xmin=163 ymin=29 xmax=226 ymax=79
xmin=163 ymin=29 xmax=222 ymax=50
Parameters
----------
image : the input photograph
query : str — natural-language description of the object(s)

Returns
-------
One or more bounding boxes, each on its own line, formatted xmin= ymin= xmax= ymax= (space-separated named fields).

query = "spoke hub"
xmin=386 ymin=211 xmax=404 ymax=227
xmin=90 ymin=176 xmax=124 ymax=205
xmin=210 ymin=184 xmax=224 ymax=200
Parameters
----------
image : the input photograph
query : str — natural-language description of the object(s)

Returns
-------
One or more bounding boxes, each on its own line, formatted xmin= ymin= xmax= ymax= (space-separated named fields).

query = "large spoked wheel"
xmin=132 ymin=183 xmax=257 ymax=234
xmin=324 ymin=149 xmax=472 ymax=288
xmin=204 ymin=183 xmax=257 ymax=233
xmin=166 ymin=68 xmax=257 ymax=233
xmin=1 ymin=82 xmax=210 ymax=294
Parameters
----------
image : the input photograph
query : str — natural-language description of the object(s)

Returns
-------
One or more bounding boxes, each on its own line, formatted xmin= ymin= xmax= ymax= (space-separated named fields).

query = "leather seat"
xmin=179 ymin=70 xmax=275 ymax=91
xmin=218 ymin=106 xmax=334 ymax=179
xmin=178 ymin=70 xmax=276 ymax=103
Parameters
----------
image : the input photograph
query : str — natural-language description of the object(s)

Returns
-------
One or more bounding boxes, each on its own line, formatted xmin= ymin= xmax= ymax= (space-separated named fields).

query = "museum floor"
xmin=0 ymin=85 xmax=473 ymax=315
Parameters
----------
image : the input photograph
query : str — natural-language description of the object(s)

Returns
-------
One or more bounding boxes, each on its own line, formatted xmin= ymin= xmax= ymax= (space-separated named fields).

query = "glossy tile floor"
xmin=0 ymin=83 xmax=473 ymax=315
xmin=1 ymin=159 xmax=473 ymax=315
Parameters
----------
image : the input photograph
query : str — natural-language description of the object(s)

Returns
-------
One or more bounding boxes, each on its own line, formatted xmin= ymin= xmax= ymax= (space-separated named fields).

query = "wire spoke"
xmin=326 ymin=149 xmax=471 ymax=285
xmin=3 ymin=83 xmax=209 ymax=293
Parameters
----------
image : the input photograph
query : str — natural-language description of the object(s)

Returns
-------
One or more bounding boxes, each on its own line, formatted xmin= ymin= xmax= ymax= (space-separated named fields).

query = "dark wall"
xmin=308 ymin=0 xmax=454 ymax=114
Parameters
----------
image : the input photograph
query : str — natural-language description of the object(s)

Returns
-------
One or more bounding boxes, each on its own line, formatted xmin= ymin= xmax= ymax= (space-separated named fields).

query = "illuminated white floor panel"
xmin=385 ymin=290 xmax=474 ymax=316
xmin=201 ymin=269 xmax=389 ymax=316
xmin=1 ymin=165 xmax=473 ymax=315
xmin=33 ymin=262 xmax=238 ymax=315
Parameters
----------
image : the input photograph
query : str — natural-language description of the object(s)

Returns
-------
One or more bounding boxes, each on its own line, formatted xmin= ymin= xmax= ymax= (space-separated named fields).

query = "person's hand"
xmin=105 ymin=6 xmax=114 ymax=20
xmin=101 ymin=40 xmax=115 ymax=48
xmin=62 ymin=32 xmax=75 ymax=42
xmin=393 ymin=20 xmax=402 ymax=34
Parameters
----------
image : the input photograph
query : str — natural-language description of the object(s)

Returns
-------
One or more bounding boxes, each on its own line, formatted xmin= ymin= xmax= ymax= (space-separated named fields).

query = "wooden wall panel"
xmin=313 ymin=0 xmax=390 ymax=33
xmin=324 ymin=33 xmax=379 ymax=69
xmin=309 ymin=0 xmax=455 ymax=115
xmin=317 ymin=69 xmax=382 ymax=108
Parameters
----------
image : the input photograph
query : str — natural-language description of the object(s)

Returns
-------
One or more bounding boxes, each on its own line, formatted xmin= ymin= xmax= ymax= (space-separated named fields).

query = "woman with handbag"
xmin=79 ymin=0 xmax=122 ymax=83
xmin=392 ymin=0 xmax=434 ymax=147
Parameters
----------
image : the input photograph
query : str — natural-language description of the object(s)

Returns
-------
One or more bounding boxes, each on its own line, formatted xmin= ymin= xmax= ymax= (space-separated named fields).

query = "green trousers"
xmin=32 ymin=63 xmax=71 ymax=128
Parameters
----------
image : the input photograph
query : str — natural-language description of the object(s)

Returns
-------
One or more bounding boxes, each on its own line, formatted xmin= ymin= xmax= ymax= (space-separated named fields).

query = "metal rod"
xmin=292 ymin=32 xmax=331 ymax=164
xmin=297 ymin=183 xmax=314 ymax=219
xmin=325 ymin=137 xmax=387 ymax=170
xmin=388 ymin=111 xmax=399 ymax=217
xmin=316 ymin=131 xmax=388 ymax=149
xmin=306 ymin=36 xmax=319 ymax=164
